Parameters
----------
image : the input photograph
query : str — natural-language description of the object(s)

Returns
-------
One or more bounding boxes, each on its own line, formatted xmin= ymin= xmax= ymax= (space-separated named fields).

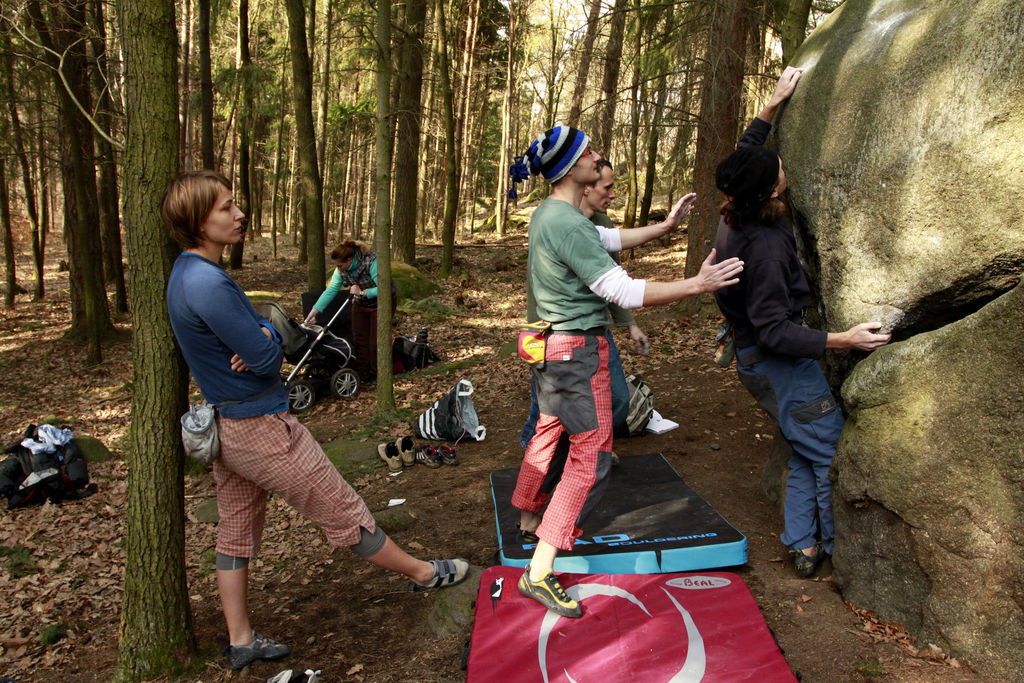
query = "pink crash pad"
xmin=467 ymin=566 xmax=796 ymax=682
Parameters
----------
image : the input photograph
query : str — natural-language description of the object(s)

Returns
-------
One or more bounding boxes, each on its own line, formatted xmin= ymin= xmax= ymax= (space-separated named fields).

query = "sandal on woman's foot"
xmin=409 ymin=558 xmax=470 ymax=591
xmin=396 ymin=435 xmax=416 ymax=467
xmin=437 ymin=445 xmax=458 ymax=466
xmin=414 ymin=446 xmax=442 ymax=468
xmin=516 ymin=523 xmax=539 ymax=544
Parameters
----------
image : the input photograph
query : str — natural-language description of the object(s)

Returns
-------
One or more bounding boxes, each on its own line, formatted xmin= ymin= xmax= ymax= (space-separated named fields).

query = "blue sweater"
xmin=167 ymin=252 xmax=288 ymax=418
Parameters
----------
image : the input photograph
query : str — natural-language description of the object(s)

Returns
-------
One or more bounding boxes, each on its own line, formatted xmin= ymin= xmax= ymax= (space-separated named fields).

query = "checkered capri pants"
xmin=212 ymin=410 xmax=376 ymax=558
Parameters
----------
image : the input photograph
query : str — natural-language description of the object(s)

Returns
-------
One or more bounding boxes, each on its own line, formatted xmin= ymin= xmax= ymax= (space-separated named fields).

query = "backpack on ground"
xmin=0 ymin=425 xmax=97 ymax=509
xmin=413 ymin=379 xmax=486 ymax=442
xmin=624 ymin=374 xmax=654 ymax=437
xmin=393 ymin=327 xmax=440 ymax=373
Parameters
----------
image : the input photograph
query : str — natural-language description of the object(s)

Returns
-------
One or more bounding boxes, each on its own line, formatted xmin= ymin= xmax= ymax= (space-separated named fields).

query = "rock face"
xmin=774 ymin=0 xmax=1024 ymax=677
xmin=777 ymin=0 xmax=1024 ymax=338
xmin=834 ymin=283 xmax=1024 ymax=677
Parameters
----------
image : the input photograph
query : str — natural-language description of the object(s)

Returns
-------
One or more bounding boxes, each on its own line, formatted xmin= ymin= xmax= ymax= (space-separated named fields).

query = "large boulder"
xmin=833 ymin=282 xmax=1024 ymax=678
xmin=777 ymin=0 xmax=1024 ymax=337
xmin=774 ymin=0 xmax=1024 ymax=677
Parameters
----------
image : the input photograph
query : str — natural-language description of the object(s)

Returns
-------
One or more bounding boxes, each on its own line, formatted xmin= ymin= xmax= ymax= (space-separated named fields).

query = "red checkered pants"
xmin=511 ymin=332 xmax=613 ymax=551
xmin=213 ymin=411 xmax=376 ymax=557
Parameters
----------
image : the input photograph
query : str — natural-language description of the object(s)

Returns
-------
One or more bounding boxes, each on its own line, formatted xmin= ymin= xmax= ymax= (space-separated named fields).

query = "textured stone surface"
xmin=391 ymin=260 xmax=439 ymax=304
xmin=777 ymin=0 xmax=1024 ymax=337
xmin=426 ymin=565 xmax=483 ymax=638
xmin=772 ymin=2 xmax=1024 ymax=676
xmin=833 ymin=282 xmax=1024 ymax=678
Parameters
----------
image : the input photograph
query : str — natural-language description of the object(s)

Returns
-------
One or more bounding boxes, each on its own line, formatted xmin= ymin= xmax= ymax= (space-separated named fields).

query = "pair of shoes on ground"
xmin=789 ymin=542 xmax=829 ymax=578
xmin=518 ymin=565 xmax=582 ymax=618
xmin=408 ymin=558 xmax=471 ymax=592
xmin=378 ymin=435 xmax=417 ymax=472
xmin=224 ymin=631 xmax=291 ymax=671
xmin=414 ymin=444 xmax=458 ymax=468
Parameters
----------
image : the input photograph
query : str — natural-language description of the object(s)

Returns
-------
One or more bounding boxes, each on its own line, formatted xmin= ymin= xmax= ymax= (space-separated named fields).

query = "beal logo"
xmin=665 ymin=575 xmax=731 ymax=590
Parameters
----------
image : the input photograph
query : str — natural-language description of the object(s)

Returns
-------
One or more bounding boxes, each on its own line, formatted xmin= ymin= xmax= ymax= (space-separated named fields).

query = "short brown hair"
xmin=161 ymin=170 xmax=232 ymax=249
xmin=330 ymin=240 xmax=358 ymax=263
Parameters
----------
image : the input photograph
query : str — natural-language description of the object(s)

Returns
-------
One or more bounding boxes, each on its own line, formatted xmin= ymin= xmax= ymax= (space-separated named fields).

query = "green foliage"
xmin=200 ymin=550 xmax=217 ymax=576
xmin=40 ymin=624 xmax=68 ymax=646
xmin=73 ymin=435 xmax=115 ymax=463
xmin=0 ymin=545 xmax=38 ymax=578
xmin=328 ymin=97 xmax=375 ymax=126
xmin=855 ymin=663 xmax=886 ymax=677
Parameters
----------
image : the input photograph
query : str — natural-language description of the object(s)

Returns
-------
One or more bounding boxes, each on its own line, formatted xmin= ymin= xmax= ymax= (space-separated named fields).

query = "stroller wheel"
xmin=330 ymin=368 xmax=360 ymax=399
xmin=288 ymin=379 xmax=316 ymax=413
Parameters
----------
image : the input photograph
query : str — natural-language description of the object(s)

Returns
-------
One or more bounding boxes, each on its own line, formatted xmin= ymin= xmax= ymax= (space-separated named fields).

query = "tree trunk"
xmin=284 ymin=0 xmax=326 ymax=290
xmin=230 ymin=0 xmax=252 ymax=269
xmin=339 ymin=125 xmax=355 ymax=239
xmin=594 ymin=0 xmax=628 ymax=154
xmin=622 ymin=0 xmax=642 ymax=231
xmin=494 ymin=0 xmax=524 ymax=237
xmin=0 ymin=158 xmax=16 ymax=309
xmin=435 ymin=0 xmax=458 ymax=277
xmin=33 ymin=103 xmax=47 ymax=300
xmin=455 ymin=0 xmax=480 ymax=235
xmin=90 ymin=0 xmax=128 ymax=313
xmin=28 ymin=0 xmax=112 ymax=364
xmin=316 ymin=0 xmax=333 ymax=169
xmin=374 ymin=0 xmax=395 ymax=408
xmin=179 ymin=0 xmax=193 ymax=167
xmin=780 ymin=0 xmax=813 ymax=67
xmin=271 ymin=63 xmax=287 ymax=260
xmin=568 ymin=0 xmax=602 ymax=126
xmin=198 ymin=0 xmax=214 ymax=168
xmin=638 ymin=71 xmax=668 ymax=227
xmin=685 ymin=0 xmax=752 ymax=287
xmin=1 ymin=37 xmax=42 ymax=302
xmin=115 ymin=0 xmax=194 ymax=678
xmin=392 ymin=0 xmax=426 ymax=263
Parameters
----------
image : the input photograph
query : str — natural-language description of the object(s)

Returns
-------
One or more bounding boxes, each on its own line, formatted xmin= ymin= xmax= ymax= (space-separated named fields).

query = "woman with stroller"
xmin=163 ymin=170 xmax=468 ymax=672
xmin=303 ymin=240 xmax=389 ymax=385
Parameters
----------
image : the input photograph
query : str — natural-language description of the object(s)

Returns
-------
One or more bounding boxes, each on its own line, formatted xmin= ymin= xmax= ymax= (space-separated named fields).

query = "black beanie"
xmin=715 ymin=146 xmax=780 ymax=207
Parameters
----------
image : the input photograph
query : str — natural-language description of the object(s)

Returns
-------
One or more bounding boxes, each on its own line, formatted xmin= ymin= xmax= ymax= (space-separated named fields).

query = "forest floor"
xmin=0 ymin=219 xmax=1002 ymax=682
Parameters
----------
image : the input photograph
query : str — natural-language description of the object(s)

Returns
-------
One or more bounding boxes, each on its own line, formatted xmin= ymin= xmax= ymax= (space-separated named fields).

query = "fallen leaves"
xmin=846 ymin=601 xmax=961 ymax=668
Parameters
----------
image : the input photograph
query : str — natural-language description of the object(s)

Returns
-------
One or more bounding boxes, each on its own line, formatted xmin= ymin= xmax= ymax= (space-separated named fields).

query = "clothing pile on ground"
xmin=0 ymin=424 xmax=97 ymax=509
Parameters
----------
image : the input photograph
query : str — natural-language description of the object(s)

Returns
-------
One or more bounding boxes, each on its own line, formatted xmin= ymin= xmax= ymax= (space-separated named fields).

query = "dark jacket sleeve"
xmin=737 ymin=117 xmax=772 ymax=149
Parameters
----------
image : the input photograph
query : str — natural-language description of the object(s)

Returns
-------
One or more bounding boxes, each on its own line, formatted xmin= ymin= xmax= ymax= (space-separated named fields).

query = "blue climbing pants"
xmin=736 ymin=348 xmax=844 ymax=554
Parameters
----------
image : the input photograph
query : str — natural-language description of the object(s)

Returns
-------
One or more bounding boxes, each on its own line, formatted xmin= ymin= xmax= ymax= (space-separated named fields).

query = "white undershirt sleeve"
xmin=594 ymin=226 xmax=622 ymax=252
xmin=588 ymin=265 xmax=646 ymax=309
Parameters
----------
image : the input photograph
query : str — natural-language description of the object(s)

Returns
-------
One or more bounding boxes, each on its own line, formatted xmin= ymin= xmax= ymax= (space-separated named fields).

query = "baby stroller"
xmin=261 ymin=301 xmax=359 ymax=412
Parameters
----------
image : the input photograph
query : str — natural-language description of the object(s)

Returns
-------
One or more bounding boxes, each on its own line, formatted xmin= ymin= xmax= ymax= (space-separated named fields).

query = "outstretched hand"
xmin=695 ymin=249 xmax=743 ymax=293
xmin=665 ymin=192 xmax=698 ymax=230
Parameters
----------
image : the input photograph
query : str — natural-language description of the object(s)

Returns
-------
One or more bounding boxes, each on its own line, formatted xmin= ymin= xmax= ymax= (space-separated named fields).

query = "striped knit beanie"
xmin=525 ymin=126 xmax=590 ymax=183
